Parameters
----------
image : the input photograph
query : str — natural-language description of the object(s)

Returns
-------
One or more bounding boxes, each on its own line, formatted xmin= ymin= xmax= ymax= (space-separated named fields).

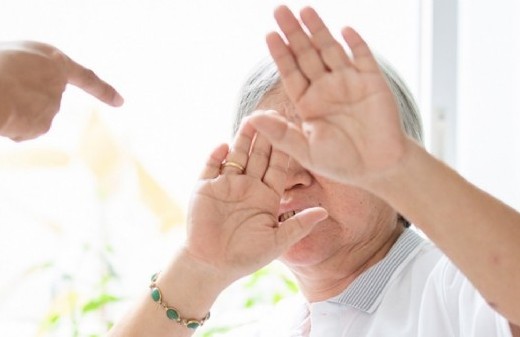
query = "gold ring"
xmin=221 ymin=160 xmax=245 ymax=173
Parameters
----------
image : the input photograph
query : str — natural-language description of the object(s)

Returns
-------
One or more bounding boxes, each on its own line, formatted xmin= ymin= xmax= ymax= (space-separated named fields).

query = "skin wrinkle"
xmin=293 ymin=223 xmax=402 ymax=302
xmin=256 ymin=88 xmax=403 ymax=302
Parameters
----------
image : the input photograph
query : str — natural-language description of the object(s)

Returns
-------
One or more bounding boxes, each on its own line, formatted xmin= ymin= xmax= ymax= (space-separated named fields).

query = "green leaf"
xmin=46 ymin=313 xmax=61 ymax=326
xmin=243 ymin=268 xmax=269 ymax=288
xmin=282 ymin=276 xmax=299 ymax=293
xmin=82 ymin=294 xmax=121 ymax=313
xmin=243 ymin=297 xmax=256 ymax=308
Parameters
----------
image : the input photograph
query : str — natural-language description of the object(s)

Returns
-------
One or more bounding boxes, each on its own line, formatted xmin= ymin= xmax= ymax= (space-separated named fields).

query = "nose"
xmin=284 ymin=157 xmax=313 ymax=192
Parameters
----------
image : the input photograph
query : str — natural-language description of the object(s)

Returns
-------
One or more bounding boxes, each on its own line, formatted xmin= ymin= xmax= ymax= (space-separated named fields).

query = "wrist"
xmin=156 ymin=248 xmax=232 ymax=315
xmin=360 ymin=138 xmax=424 ymax=195
xmin=150 ymin=272 xmax=211 ymax=330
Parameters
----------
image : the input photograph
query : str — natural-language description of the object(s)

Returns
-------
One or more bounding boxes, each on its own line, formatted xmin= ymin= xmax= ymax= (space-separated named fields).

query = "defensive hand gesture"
xmin=250 ymin=6 xmax=409 ymax=186
xmin=185 ymin=119 xmax=327 ymax=282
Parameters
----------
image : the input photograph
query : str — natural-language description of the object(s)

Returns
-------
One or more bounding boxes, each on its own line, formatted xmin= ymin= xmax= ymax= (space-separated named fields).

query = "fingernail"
xmin=112 ymin=92 xmax=125 ymax=106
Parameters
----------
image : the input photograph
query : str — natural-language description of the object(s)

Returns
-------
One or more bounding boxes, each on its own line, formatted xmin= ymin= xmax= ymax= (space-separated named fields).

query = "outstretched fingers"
xmin=341 ymin=26 xmax=380 ymax=72
xmin=221 ymin=120 xmax=255 ymax=175
xmin=245 ymin=131 xmax=272 ymax=179
xmin=245 ymin=127 xmax=289 ymax=197
xmin=299 ymin=6 xmax=352 ymax=70
xmin=262 ymin=146 xmax=289 ymax=198
xmin=266 ymin=32 xmax=309 ymax=103
xmin=232 ymin=114 xmax=289 ymax=197
xmin=199 ymin=143 xmax=229 ymax=180
xmin=269 ymin=6 xmax=367 ymax=105
xmin=273 ymin=5 xmax=327 ymax=81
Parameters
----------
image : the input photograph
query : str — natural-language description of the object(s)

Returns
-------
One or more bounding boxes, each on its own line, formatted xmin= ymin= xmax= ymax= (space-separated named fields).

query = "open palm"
xmin=185 ymin=122 xmax=327 ymax=282
xmin=250 ymin=6 xmax=409 ymax=185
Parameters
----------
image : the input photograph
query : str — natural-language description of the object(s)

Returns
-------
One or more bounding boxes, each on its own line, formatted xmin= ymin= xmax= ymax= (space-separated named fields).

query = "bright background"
xmin=0 ymin=0 xmax=518 ymax=336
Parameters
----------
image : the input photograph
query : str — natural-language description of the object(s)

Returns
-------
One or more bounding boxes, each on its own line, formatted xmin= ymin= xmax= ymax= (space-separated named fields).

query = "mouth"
xmin=278 ymin=209 xmax=300 ymax=222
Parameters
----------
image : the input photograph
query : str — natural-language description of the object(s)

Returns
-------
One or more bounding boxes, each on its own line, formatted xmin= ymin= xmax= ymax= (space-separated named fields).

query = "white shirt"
xmin=253 ymin=229 xmax=512 ymax=337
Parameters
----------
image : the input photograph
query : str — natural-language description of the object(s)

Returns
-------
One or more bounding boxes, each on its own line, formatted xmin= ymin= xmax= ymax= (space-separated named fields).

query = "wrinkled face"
xmin=256 ymin=87 xmax=401 ymax=269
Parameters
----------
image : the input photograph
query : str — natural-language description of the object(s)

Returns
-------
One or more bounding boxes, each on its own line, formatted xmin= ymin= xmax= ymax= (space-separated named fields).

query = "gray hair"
xmin=233 ymin=57 xmax=423 ymax=145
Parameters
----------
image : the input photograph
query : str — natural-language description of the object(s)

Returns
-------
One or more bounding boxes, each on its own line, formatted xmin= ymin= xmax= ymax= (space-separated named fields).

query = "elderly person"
xmin=0 ymin=40 xmax=123 ymax=141
xmin=108 ymin=5 xmax=520 ymax=337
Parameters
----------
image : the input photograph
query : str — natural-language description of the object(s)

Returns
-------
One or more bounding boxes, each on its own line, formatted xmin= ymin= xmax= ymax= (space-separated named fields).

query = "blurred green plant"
xmin=36 ymin=243 xmax=122 ymax=337
xmin=0 ymin=110 xmax=183 ymax=336
xmin=242 ymin=264 xmax=299 ymax=307
xmin=196 ymin=263 xmax=300 ymax=337
xmin=1 ymin=110 xmax=299 ymax=337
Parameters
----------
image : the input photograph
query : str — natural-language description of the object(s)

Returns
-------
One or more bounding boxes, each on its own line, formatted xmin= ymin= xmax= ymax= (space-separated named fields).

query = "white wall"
xmin=457 ymin=0 xmax=520 ymax=208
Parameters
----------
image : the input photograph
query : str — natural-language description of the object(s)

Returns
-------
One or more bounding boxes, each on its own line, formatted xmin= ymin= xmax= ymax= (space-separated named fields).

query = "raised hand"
xmin=0 ymin=41 xmax=123 ymax=141
xmin=249 ymin=6 xmax=409 ymax=186
xmin=185 ymin=117 xmax=327 ymax=282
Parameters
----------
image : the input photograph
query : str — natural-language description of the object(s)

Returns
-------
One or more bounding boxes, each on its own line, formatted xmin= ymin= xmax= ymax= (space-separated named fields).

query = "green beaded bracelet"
xmin=149 ymin=272 xmax=211 ymax=330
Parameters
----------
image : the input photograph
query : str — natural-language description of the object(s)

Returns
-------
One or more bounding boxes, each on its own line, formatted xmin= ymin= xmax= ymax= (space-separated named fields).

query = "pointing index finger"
xmin=64 ymin=55 xmax=124 ymax=107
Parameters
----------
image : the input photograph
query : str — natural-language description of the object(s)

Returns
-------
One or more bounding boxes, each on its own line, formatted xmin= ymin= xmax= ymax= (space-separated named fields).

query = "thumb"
xmin=274 ymin=207 xmax=328 ymax=249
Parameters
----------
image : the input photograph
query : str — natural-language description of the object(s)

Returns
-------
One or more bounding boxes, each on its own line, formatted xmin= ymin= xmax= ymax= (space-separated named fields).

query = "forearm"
xmin=107 ymin=249 xmax=231 ymax=337
xmin=367 ymin=140 xmax=520 ymax=323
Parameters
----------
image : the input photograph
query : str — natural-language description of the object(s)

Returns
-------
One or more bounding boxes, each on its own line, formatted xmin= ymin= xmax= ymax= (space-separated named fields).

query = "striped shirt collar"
xmin=328 ymin=228 xmax=426 ymax=313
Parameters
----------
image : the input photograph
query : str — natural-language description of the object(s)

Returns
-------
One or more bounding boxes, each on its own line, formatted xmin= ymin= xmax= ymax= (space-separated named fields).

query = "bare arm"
xmin=371 ymin=140 xmax=520 ymax=323
xmin=0 ymin=41 xmax=123 ymax=141
xmin=248 ymin=5 xmax=520 ymax=325
xmin=106 ymin=250 xmax=227 ymax=337
xmin=107 ymin=120 xmax=327 ymax=337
